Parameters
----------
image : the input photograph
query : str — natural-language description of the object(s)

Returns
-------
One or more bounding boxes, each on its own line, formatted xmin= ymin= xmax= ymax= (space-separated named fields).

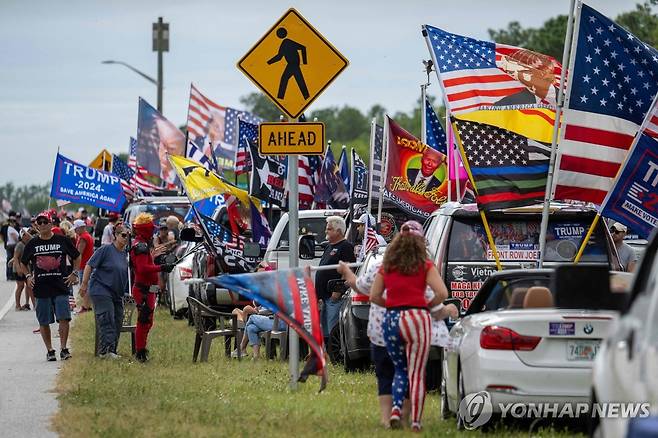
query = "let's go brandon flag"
xmin=454 ymin=119 xmax=550 ymax=211
xmin=210 ymin=268 xmax=327 ymax=392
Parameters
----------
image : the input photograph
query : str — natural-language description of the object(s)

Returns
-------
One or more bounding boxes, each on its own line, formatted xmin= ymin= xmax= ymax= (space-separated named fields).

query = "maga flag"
xmin=210 ymin=267 xmax=327 ymax=391
xmin=423 ymin=24 xmax=561 ymax=143
xmin=454 ymin=119 xmax=550 ymax=210
xmin=384 ymin=116 xmax=448 ymax=218
xmin=197 ymin=212 xmax=260 ymax=274
xmin=169 ymin=155 xmax=256 ymax=207
xmin=601 ymin=132 xmax=658 ymax=238
xmin=248 ymin=140 xmax=287 ymax=206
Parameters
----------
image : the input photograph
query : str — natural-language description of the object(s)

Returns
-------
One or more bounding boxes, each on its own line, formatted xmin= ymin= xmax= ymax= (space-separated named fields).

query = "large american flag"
xmin=553 ymin=3 xmax=658 ymax=204
xmin=111 ymin=154 xmax=136 ymax=199
xmin=369 ymin=123 xmax=384 ymax=200
xmin=423 ymin=24 xmax=561 ymax=115
xmin=425 ymin=98 xmax=447 ymax=154
xmin=236 ymin=119 xmax=258 ymax=175
xmin=128 ymin=137 xmax=162 ymax=193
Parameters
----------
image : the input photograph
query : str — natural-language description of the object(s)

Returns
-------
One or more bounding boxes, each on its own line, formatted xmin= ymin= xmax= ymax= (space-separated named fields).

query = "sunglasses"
xmin=36 ymin=219 xmax=51 ymax=225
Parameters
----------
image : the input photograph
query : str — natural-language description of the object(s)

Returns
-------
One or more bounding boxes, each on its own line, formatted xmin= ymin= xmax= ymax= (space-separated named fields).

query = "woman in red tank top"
xmin=369 ymin=220 xmax=449 ymax=431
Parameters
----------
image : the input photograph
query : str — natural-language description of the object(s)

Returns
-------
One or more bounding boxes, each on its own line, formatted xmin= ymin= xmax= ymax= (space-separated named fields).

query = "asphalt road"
xmin=0 ymin=254 xmax=59 ymax=438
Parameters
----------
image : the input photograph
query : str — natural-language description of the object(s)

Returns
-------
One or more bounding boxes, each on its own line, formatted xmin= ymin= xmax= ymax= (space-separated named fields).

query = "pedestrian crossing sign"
xmin=237 ymin=8 xmax=349 ymax=119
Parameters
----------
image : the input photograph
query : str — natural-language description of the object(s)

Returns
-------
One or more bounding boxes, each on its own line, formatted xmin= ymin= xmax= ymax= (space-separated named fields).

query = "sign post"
xmin=237 ymin=8 xmax=348 ymax=390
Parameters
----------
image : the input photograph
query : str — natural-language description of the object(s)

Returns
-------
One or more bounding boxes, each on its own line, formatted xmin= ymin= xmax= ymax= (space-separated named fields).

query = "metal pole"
xmin=367 ymin=118 xmax=376 ymax=215
xmin=421 ymin=84 xmax=427 ymax=144
xmin=157 ymin=17 xmax=164 ymax=114
xmin=377 ymin=116 xmax=389 ymax=222
xmin=288 ymin=119 xmax=299 ymax=390
xmin=538 ymin=0 xmax=576 ymax=267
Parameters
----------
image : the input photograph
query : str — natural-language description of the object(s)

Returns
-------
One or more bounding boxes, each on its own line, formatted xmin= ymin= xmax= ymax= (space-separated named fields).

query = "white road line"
xmin=0 ymin=293 xmax=15 ymax=321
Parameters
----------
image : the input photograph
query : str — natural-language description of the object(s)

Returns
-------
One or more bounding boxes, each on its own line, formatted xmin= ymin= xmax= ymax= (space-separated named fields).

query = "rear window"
xmin=125 ymin=203 xmax=190 ymax=225
xmin=447 ymin=218 xmax=608 ymax=263
xmin=278 ymin=218 xmax=329 ymax=248
xmin=479 ymin=276 xmax=553 ymax=312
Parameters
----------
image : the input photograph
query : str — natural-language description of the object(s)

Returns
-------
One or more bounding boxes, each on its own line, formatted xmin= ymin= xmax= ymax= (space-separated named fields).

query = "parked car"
xmin=424 ymin=202 xmax=622 ymax=313
xmin=264 ymin=209 xmax=346 ymax=270
xmin=590 ymin=230 xmax=658 ymax=437
xmin=165 ymin=240 xmax=197 ymax=318
xmin=441 ymin=267 xmax=625 ymax=429
xmin=122 ymin=196 xmax=190 ymax=225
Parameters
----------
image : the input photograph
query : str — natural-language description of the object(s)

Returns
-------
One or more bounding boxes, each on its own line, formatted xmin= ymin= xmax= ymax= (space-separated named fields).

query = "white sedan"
xmin=166 ymin=241 xmax=197 ymax=318
xmin=442 ymin=269 xmax=617 ymax=429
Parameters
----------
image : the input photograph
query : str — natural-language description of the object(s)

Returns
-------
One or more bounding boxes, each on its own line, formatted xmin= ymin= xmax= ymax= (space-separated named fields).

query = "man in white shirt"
xmin=101 ymin=213 xmax=120 ymax=246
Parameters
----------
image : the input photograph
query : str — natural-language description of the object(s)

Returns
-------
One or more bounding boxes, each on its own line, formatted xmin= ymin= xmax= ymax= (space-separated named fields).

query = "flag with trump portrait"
xmin=210 ymin=267 xmax=327 ymax=391
xmin=384 ymin=116 xmax=448 ymax=218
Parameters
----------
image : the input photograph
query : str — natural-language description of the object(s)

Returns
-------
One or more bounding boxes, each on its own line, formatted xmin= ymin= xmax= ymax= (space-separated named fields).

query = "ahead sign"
xmin=237 ymin=8 xmax=349 ymax=119
xmin=259 ymin=122 xmax=325 ymax=155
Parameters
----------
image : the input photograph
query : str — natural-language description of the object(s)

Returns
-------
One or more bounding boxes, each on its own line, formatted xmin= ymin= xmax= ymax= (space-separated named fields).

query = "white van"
xmin=264 ymin=209 xmax=346 ymax=270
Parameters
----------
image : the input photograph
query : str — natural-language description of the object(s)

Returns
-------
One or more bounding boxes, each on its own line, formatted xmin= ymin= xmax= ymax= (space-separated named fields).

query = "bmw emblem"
xmin=583 ymin=324 xmax=593 ymax=335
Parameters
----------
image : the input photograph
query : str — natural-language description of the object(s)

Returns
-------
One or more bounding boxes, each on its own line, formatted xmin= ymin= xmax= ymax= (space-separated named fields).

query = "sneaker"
xmin=21 ymin=304 xmax=31 ymax=311
xmin=389 ymin=407 xmax=402 ymax=430
xmin=60 ymin=348 xmax=72 ymax=360
xmin=46 ymin=350 xmax=56 ymax=361
xmin=99 ymin=352 xmax=121 ymax=360
xmin=411 ymin=422 xmax=422 ymax=433
xmin=33 ymin=327 xmax=41 ymax=334
xmin=230 ymin=349 xmax=249 ymax=358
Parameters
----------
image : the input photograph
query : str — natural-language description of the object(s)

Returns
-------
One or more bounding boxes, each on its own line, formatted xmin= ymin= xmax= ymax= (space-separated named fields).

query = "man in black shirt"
xmin=315 ymin=216 xmax=355 ymax=346
xmin=21 ymin=211 xmax=80 ymax=362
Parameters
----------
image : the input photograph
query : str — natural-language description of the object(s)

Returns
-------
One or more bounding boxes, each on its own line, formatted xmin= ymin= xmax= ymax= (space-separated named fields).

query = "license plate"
xmin=567 ymin=340 xmax=600 ymax=361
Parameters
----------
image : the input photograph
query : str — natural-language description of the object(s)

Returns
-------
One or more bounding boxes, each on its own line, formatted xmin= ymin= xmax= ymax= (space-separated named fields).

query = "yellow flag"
xmin=89 ymin=149 xmax=113 ymax=171
xmin=168 ymin=155 xmax=259 ymax=209
xmin=455 ymin=108 xmax=558 ymax=144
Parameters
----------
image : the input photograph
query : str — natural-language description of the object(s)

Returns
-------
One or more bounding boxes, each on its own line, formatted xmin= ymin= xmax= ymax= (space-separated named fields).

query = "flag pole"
xmin=377 ymin=115 xmax=390 ymax=223
xmin=452 ymin=122 xmax=502 ymax=271
xmin=537 ymin=0 xmax=577 ymax=268
xmin=448 ymin=113 xmax=461 ymax=202
xmin=573 ymin=89 xmax=658 ymax=263
xmin=288 ymin=117 xmax=300 ymax=391
xmin=367 ymin=118 xmax=376 ymax=214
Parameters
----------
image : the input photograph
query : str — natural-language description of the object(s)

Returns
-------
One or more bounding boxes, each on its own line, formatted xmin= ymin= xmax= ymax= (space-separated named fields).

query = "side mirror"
xmin=299 ymin=235 xmax=316 ymax=259
xmin=180 ymin=227 xmax=204 ymax=243
xmin=243 ymin=242 xmax=261 ymax=258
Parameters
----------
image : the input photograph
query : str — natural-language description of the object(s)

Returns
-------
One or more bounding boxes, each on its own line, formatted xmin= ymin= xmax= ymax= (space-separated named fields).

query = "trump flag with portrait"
xmin=384 ymin=115 xmax=448 ymax=218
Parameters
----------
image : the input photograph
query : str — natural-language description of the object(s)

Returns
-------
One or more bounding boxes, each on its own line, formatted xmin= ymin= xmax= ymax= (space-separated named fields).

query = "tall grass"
xmin=52 ymin=309 xmax=582 ymax=437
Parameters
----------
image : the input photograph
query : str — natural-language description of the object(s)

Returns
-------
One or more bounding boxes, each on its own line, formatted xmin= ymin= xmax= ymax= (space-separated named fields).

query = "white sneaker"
xmin=99 ymin=352 xmax=121 ymax=360
xmin=230 ymin=349 xmax=248 ymax=358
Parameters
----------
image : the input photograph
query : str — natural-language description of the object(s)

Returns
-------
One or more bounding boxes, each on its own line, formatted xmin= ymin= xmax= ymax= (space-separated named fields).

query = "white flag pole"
xmin=367 ymin=118 xmax=376 ymax=214
xmin=377 ymin=116 xmax=390 ymax=223
xmin=538 ymin=0 xmax=578 ymax=267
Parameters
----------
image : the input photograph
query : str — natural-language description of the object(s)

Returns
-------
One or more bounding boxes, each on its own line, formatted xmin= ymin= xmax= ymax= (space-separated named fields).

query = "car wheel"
xmin=440 ymin=364 xmax=452 ymax=419
xmin=341 ymin=326 xmax=361 ymax=372
xmin=328 ymin=325 xmax=343 ymax=364
xmin=456 ymin=362 xmax=466 ymax=431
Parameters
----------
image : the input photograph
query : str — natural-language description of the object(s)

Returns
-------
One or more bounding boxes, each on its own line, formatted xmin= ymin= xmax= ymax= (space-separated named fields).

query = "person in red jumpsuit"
xmin=130 ymin=213 xmax=174 ymax=363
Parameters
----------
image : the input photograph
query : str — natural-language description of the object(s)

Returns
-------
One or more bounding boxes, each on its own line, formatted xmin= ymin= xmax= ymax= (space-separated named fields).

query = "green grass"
xmin=53 ymin=309 xmax=583 ymax=437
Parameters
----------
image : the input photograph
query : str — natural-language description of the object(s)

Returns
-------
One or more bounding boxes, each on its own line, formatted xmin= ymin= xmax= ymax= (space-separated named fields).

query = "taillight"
xmin=179 ymin=267 xmax=192 ymax=280
xmin=351 ymin=293 xmax=369 ymax=304
xmin=480 ymin=325 xmax=541 ymax=351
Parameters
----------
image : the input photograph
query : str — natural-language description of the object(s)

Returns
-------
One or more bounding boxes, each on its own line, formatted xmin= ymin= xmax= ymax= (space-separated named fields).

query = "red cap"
xmin=35 ymin=211 xmax=51 ymax=221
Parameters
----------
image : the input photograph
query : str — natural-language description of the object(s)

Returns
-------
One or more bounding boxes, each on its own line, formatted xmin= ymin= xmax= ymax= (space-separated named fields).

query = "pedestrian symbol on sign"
xmin=268 ymin=27 xmax=310 ymax=100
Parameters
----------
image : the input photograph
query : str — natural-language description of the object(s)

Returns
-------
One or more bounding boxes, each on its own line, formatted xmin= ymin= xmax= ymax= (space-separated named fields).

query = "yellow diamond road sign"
xmin=237 ymin=8 xmax=349 ymax=119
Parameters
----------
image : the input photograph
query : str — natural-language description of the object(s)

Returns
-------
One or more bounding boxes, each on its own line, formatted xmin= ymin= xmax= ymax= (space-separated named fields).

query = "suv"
xmin=264 ymin=209 xmax=346 ymax=270
xmin=424 ymin=202 xmax=622 ymax=312
xmin=122 ymin=196 xmax=190 ymax=225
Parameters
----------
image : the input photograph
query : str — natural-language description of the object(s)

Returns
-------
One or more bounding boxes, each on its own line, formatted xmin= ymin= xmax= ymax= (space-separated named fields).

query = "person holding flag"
xmin=129 ymin=213 xmax=175 ymax=363
xmin=352 ymin=213 xmax=386 ymax=261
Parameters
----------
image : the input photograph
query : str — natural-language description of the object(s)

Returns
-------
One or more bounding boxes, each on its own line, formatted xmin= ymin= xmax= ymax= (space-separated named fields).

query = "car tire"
xmin=440 ymin=363 xmax=452 ymax=419
xmin=328 ymin=324 xmax=343 ymax=364
xmin=456 ymin=361 xmax=466 ymax=431
xmin=341 ymin=326 xmax=363 ymax=373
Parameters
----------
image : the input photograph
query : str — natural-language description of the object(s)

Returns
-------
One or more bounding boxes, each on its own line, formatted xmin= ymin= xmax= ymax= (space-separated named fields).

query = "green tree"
xmin=239 ymin=92 xmax=284 ymax=121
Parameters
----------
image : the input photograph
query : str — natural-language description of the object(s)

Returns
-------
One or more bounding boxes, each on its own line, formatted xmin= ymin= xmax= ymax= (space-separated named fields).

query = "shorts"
xmin=371 ymin=343 xmax=394 ymax=396
xmin=36 ymin=295 xmax=72 ymax=326
xmin=15 ymin=273 xmax=26 ymax=281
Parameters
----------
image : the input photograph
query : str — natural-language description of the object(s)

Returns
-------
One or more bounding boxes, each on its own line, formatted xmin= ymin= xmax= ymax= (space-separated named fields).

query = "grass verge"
xmin=52 ymin=309 xmax=583 ymax=437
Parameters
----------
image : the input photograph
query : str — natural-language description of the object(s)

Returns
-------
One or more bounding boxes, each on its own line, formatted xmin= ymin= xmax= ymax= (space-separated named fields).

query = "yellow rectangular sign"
xmin=259 ymin=122 xmax=325 ymax=155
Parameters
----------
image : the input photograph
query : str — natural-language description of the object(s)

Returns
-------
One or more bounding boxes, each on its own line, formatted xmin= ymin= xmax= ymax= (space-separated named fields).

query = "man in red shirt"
xmin=74 ymin=220 xmax=94 ymax=312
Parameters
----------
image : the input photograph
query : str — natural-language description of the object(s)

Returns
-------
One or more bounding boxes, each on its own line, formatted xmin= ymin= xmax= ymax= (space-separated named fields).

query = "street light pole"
xmin=152 ymin=17 xmax=169 ymax=114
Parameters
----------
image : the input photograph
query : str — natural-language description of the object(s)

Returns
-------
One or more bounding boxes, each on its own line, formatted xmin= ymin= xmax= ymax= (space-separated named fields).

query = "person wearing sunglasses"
xmin=610 ymin=222 xmax=637 ymax=272
xmin=20 ymin=211 xmax=81 ymax=362
xmin=79 ymin=223 xmax=131 ymax=359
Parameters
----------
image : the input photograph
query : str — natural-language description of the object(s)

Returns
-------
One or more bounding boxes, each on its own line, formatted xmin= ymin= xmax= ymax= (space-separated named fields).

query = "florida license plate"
xmin=567 ymin=340 xmax=600 ymax=361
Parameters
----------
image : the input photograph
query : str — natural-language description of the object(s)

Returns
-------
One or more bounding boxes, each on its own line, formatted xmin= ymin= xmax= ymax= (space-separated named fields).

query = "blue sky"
xmin=0 ymin=0 xmax=633 ymax=185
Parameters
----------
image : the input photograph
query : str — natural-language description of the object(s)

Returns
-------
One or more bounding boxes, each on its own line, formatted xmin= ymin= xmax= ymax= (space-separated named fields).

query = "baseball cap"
xmin=108 ymin=212 xmax=120 ymax=220
xmin=353 ymin=213 xmax=376 ymax=225
xmin=400 ymin=220 xmax=424 ymax=237
xmin=73 ymin=219 xmax=87 ymax=229
xmin=610 ymin=222 xmax=628 ymax=233
xmin=35 ymin=211 xmax=51 ymax=221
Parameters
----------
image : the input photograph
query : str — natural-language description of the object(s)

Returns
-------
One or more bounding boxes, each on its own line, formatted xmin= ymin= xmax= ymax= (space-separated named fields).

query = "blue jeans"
xmin=321 ymin=298 xmax=342 ymax=341
xmin=245 ymin=315 xmax=285 ymax=346
xmin=91 ymin=295 xmax=124 ymax=355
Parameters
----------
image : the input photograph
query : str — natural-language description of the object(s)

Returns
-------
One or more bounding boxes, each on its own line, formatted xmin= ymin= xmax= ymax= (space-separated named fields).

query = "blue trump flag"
xmin=210 ymin=267 xmax=327 ymax=391
xmin=338 ymin=146 xmax=351 ymax=194
xmin=602 ymin=133 xmax=658 ymax=238
xmin=50 ymin=153 xmax=126 ymax=212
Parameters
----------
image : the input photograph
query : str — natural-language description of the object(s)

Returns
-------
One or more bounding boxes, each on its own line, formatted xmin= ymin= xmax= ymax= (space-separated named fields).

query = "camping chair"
xmin=187 ymin=297 xmax=242 ymax=362
xmin=265 ymin=315 xmax=289 ymax=360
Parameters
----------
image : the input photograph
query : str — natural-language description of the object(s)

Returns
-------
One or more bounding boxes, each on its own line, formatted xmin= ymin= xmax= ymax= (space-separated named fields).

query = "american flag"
xmin=369 ymin=123 xmax=384 ymax=200
xmin=227 ymin=108 xmax=262 ymax=171
xmin=423 ymin=24 xmax=562 ymax=115
xmin=553 ymin=3 xmax=658 ymax=204
xmin=129 ymin=137 xmax=162 ymax=193
xmin=298 ymin=156 xmax=315 ymax=209
xmin=197 ymin=212 xmax=257 ymax=273
xmin=186 ymin=84 xmax=225 ymax=170
xmin=236 ymin=119 xmax=258 ymax=175
xmin=425 ymin=98 xmax=447 ymax=154
xmin=111 ymin=154 xmax=136 ymax=199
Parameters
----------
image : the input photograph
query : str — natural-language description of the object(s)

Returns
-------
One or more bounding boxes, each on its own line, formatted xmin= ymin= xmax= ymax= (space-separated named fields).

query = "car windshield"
xmin=447 ymin=218 xmax=608 ymax=263
xmin=474 ymin=276 xmax=553 ymax=313
xmin=128 ymin=204 xmax=190 ymax=224
xmin=278 ymin=217 xmax=330 ymax=248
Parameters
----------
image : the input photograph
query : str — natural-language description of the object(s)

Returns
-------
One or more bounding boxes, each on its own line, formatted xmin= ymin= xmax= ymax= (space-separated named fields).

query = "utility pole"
xmin=152 ymin=17 xmax=169 ymax=114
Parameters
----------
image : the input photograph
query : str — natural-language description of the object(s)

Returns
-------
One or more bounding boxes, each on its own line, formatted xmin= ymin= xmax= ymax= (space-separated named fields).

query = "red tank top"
xmin=380 ymin=259 xmax=433 ymax=309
